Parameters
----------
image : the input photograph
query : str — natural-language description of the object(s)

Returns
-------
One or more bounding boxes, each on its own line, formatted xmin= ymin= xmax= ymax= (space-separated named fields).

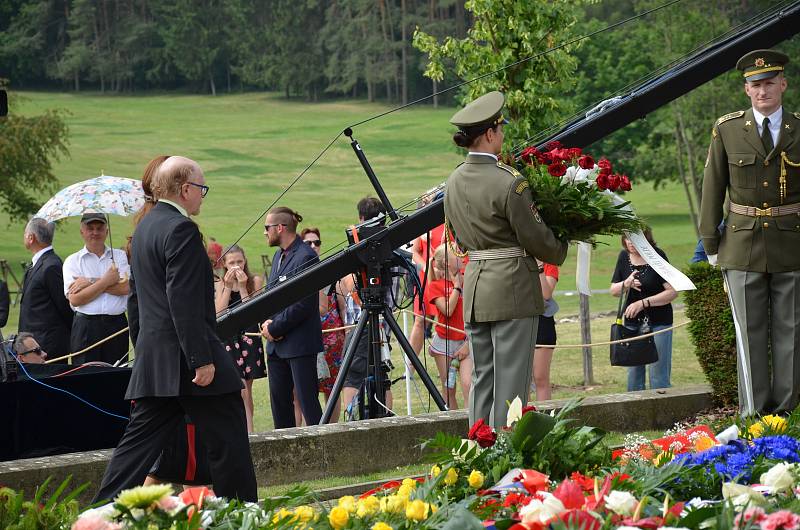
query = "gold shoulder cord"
xmin=443 ymin=216 xmax=468 ymax=258
xmin=780 ymin=151 xmax=800 ymax=204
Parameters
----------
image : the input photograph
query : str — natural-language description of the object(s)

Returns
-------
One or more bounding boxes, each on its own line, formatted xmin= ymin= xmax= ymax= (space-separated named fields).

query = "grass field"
xmin=3 ymin=91 xmax=704 ymax=432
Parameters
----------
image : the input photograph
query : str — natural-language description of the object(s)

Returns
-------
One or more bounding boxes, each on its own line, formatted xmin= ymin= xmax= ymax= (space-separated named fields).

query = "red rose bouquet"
xmin=515 ymin=142 xmax=645 ymax=245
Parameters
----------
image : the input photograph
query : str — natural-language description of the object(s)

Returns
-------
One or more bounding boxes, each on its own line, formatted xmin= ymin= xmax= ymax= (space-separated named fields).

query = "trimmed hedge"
xmin=683 ymin=263 xmax=738 ymax=407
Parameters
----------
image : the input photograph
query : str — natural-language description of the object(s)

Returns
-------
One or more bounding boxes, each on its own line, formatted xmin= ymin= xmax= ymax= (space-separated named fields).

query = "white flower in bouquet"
xmin=519 ymin=491 xmax=565 ymax=523
xmin=604 ymin=490 xmax=638 ymax=516
xmin=561 ymin=165 xmax=598 ymax=186
xmin=760 ymin=462 xmax=799 ymax=494
xmin=722 ymin=482 xmax=768 ymax=507
xmin=506 ymin=396 xmax=523 ymax=427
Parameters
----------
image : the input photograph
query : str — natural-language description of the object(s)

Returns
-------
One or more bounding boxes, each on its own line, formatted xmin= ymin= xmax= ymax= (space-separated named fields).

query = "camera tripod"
xmin=319 ymin=130 xmax=448 ymax=423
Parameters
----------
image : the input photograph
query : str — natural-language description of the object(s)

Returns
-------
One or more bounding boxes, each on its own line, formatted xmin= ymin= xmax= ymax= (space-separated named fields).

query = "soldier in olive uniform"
xmin=700 ymin=49 xmax=800 ymax=416
xmin=444 ymin=91 xmax=568 ymax=428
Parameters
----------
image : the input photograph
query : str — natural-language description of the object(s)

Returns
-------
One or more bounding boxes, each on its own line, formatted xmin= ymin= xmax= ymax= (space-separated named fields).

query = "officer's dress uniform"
xmin=700 ymin=49 xmax=800 ymax=415
xmin=444 ymin=92 xmax=567 ymax=428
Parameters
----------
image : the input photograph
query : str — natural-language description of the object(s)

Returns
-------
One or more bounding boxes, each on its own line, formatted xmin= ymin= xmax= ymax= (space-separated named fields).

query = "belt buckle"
xmin=754 ymin=206 xmax=772 ymax=217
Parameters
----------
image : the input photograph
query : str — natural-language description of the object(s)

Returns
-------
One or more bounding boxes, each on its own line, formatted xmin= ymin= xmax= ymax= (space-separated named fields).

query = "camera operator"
xmin=12 ymin=332 xmax=48 ymax=364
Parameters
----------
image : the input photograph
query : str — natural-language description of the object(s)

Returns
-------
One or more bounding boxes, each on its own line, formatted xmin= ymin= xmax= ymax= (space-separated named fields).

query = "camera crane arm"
xmin=216 ymin=1 xmax=800 ymax=339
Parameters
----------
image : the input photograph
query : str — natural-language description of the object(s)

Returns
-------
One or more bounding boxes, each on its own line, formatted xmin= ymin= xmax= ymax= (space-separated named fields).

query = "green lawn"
xmin=3 ymin=91 xmax=704 ymax=432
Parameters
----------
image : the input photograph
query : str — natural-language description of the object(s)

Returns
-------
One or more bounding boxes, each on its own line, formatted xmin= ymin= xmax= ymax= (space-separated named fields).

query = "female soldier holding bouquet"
xmin=444 ymin=91 xmax=568 ymax=428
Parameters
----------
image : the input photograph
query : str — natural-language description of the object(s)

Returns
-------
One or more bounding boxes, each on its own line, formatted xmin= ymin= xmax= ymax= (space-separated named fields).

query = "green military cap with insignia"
xmin=736 ymin=49 xmax=790 ymax=81
xmin=450 ymin=91 xmax=509 ymax=133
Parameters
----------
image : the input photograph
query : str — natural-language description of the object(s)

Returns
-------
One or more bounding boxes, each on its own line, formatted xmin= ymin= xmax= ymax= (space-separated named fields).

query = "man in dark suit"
xmin=260 ymin=206 xmax=323 ymax=428
xmin=93 ymin=156 xmax=256 ymax=503
xmin=19 ymin=217 xmax=73 ymax=360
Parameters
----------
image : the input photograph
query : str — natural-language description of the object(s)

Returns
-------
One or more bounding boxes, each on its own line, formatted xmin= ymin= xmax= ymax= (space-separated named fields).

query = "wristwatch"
xmin=538 ymin=266 xmax=545 ymax=274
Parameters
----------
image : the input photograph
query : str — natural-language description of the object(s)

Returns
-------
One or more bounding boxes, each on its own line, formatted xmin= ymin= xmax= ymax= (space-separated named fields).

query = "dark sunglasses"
xmin=186 ymin=181 xmax=210 ymax=197
xmin=21 ymin=346 xmax=44 ymax=356
xmin=304 ymin=239 xmax=322 ymax=247
xmin=264 ymin=223 xmax=287 ymax=231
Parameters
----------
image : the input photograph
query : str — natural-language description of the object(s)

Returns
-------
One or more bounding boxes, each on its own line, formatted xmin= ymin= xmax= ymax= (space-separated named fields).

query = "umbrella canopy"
xmin=34 ymin=176 xmax=144 ymax=222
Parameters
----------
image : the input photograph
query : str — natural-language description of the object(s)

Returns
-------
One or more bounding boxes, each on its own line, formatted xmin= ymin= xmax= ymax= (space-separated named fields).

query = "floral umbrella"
xmin=34 ymin=175 xmax=144 ymax=222
xmin=34 ymin=175 xmax=144 ymax=259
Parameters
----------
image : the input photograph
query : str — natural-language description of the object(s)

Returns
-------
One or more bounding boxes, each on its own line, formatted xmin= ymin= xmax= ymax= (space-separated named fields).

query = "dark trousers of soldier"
xmin=723 ymin=269 xmax=800 ymax=415
xmin=465 ymin=317 xmax=537 ymax=428
xmin=70 ymin=312 xmax=129 ymax=365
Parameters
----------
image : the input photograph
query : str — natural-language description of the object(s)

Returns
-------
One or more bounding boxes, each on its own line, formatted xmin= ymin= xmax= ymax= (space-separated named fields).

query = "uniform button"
xmin=738 ymin=159 xmax=743 ymax=164
xmin=765 ymin=160 xmax=770 ymax=167
xmin=763 ymin=181 xmax=769 ymax=187
xmin=732 ymin=225 xmax=737 ymax=229
xmin=763 ymin=222 xmax=769 ymax=228
xmin=763 ymin=202 xmax=769 ymax=208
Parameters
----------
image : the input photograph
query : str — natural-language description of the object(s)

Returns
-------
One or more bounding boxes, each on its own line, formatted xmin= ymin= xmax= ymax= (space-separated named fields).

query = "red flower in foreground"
xmin=521 ymin=405 xmax=537 ymax=416
xmin=468 ymin=419 xmax=497 ymax=448
xmin=558 ymin=509 xmax=602 ymax=530
xmin=619 ymin=174 xmax=632 ymax=191
xmin=595 ymin=173 xmax=610 ymax=190
xmin=552 ymin=479 xmax=585 ymax=510
xmin=548 ymin=162 xmax=567 ymax=177
xmin=518 ymin=469 xmax=550 ymax=494
xmin=608 ymin=174 xmax=621 ymax=191
xmin=545 ymin=140 xmax=563 ymax=151
xmin=567 ymin=147 xmax=583 ymax=160
xmin=549 ymin=148 xmax=572 ymax=163
xmin=578 ymin=155 xmax=595 ymax=170
xmin=569 ymin=472 xmax=595 ymax=492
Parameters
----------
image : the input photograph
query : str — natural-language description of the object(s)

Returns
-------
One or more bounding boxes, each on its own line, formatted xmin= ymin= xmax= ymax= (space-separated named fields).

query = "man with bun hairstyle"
xmin=700 ymin=49 xmax=800 ymax=416
xmin=93 ymin=156 xmax=257 ymax=503
xmin=261 ymin=206 xmax=324 ymax=428
xmin=444 ymin=91 xmax=568 ymax=428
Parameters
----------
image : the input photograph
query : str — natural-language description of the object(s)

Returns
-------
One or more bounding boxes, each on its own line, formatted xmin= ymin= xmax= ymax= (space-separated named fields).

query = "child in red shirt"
xmin=424 ymin=244 xmax=472 ymax=409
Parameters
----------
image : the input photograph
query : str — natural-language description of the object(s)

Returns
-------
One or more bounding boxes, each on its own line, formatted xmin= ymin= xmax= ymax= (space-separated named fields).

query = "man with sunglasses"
xmin=12 ymin=332 xmax=47 ymax=364
xmin=93 ymin=156 xmax=256 ymax=504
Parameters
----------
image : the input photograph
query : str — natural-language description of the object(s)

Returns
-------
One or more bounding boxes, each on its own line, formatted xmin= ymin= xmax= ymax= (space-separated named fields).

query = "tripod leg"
xmin=366 ymin=310 xmax=389 ymax=418
xmin=382 ymin=310 xmax=448 ymax=411
xmin=320 ymin=312 xmax=369 ymax=424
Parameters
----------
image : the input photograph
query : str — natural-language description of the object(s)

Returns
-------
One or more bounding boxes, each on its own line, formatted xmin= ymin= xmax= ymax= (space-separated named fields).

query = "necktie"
xmin=762 ymin=117 xmax=774 ymax=153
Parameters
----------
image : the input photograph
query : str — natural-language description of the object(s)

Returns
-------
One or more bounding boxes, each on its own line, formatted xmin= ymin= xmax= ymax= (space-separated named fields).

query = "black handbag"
xmin=609 ymin=286 xmax=659 ymax=367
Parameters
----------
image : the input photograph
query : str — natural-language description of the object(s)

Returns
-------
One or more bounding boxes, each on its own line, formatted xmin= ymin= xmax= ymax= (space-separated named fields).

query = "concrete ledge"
xmin=0 ymin=384 xmax=712 ymax=503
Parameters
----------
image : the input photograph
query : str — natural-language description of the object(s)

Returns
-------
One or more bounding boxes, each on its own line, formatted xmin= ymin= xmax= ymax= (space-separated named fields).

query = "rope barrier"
xmin=398 ymin=309 xmax=690 ymax=350
xmin=44 ymin=326 xmax=130 ymax=364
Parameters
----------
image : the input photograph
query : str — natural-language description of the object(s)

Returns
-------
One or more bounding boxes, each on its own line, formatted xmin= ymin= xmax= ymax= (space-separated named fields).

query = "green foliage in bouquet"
xmin=684 ymin=262 xmax=738 ymax=407
xmin=0 ymin=476 xmax=86 ymax=530
xmin=515 ymin=145 xmax=646 ymax=245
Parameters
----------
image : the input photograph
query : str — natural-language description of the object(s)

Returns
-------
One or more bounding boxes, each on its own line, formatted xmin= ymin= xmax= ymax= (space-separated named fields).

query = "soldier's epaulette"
xmin=793 ymin=112 xmax=800 ymax=120
xmin=715 ymin=111 xmax=745 ymax=126
xmin=497 ymin=161 xmax=522 ymax=178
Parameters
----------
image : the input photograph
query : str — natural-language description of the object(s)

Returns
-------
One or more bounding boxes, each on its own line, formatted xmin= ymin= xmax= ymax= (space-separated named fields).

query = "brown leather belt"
xmin=729 ymin=201 xmax=800 ymax=217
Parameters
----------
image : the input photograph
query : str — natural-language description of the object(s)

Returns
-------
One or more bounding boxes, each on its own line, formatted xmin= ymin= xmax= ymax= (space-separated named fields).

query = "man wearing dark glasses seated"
xmin=12 ymin=332 xmax=48 ymax=364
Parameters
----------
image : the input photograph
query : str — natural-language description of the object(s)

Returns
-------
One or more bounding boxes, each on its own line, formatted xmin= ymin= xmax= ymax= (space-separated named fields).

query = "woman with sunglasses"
xmin=300 ymin=227 xmax=346 ymax=423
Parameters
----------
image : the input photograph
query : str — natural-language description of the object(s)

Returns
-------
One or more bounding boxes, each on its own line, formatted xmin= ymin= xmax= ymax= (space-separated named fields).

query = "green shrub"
xmin=683 ymin=262 xmax=738 ymax=407
xmin=0 ymin=477 xmax=85 ymax=530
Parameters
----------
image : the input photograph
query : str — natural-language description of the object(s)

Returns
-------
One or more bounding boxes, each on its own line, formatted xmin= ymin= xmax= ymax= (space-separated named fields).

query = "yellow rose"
xmin=749 ymin=421 xmax=764 ymax=438
xmin=764 ymin=415 xmax=788 ymax=433
xmin=397 ymin=484 xmax=414 ymax=499
xmin=372 ymin=523 xmax=393 ymax=530
xmin=401 ymin=478 xmax=417 ymax=490
xmin=272 ymin=507 xmax=295 ymax=524
xmin=405 ymin=499 xmax=430 ymax=521
xmin=357 ymin=495 xmax=381 ymax=518
xmin=468 ymin=470 xmax=485 ymax=489
xmin=294 ymin=505 xmax=315 ymax=523
xmin=380 ymin=495 xmax=406 ymax=514
xmin=328 ymin=506 xmax=350 ymax=529
xmin=444 ymin=467 xmax=459 ymax=486
xmin=430 ymin=465 xmax=441 ymax=478
xmin=338 ymin=495 xmax=357 ymax=513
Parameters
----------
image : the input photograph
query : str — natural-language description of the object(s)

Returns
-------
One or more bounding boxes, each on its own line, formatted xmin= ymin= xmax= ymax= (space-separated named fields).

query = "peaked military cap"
xmin=449 ymin=91 xmax=509 ymax=132
xmin=736 ymin=49 xmax=789 ymax=81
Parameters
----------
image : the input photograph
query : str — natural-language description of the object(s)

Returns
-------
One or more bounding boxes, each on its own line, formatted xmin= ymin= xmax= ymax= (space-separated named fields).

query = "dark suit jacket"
xmin=265 ymin=235 xmax=323 ymax=359
xmin=18 ymin=249 xmax=73 ymax=357
xmin=126 ymin=202 xmax=242 ymax=400
xmin=0 ymin=279 xmax=9 ymax=329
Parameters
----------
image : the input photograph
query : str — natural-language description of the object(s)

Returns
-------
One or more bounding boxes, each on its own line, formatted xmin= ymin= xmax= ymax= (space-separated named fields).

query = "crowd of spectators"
xmin=0 ymin=190 xmax=682 ymax=428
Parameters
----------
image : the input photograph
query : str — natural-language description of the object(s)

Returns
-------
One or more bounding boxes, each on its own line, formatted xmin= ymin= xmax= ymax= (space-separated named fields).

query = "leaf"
xmin=510 ymin=409 xmax=557 ymax=452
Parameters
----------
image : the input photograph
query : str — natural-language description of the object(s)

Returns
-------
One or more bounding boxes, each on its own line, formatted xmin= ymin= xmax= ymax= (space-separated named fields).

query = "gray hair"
xmin=25 ymin=218 xmax=55 ymax=245
xmin=13 ymin=332 xmax=36 ymax=355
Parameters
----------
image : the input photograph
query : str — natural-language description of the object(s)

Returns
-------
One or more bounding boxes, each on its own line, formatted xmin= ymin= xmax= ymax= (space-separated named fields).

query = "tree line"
xmin=0 ymin=0 xmax=468 ymax=102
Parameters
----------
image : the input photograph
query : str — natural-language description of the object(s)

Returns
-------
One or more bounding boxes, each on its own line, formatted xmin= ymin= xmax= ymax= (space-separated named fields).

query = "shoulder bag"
xmin=609 ymin=286 xmax=659 ymax=367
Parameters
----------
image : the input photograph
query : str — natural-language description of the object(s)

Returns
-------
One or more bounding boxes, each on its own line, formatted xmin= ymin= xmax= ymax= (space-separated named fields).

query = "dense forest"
xmin=2 ymin=0 xmax=800 ymax=227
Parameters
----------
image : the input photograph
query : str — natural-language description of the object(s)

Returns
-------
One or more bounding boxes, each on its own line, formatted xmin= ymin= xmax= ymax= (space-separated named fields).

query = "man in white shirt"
xmin=63 ymin=213 xmax=130 ymax=365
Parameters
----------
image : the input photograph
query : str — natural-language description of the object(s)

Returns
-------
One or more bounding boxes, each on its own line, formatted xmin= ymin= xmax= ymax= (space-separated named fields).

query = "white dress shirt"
xmin=752 ymin=106 xmax=782 ymax=149
xmin=63 ymin=246 xmax=130 ymax=315
xmin=31 ymin=245 xmax=53 ymax=266
xmin=159 ymin=199 xmax=188 ymax=217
